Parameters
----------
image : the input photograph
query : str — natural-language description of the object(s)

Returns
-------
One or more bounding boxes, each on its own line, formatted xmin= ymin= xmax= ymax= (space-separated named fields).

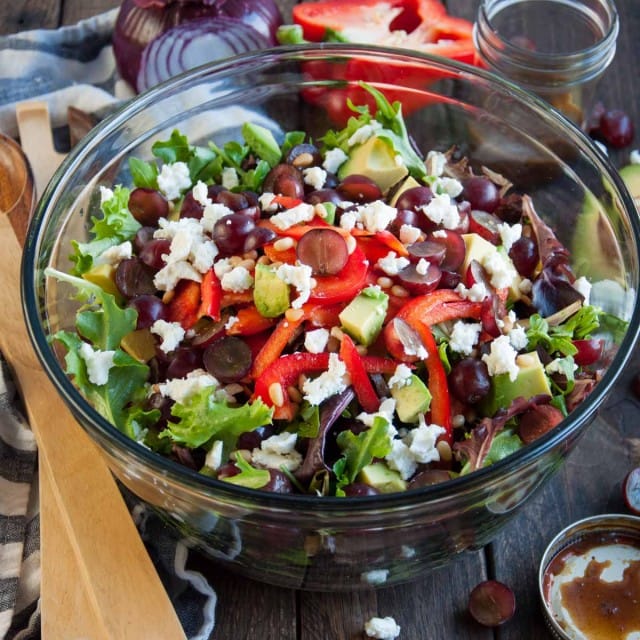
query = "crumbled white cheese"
xmin=546 ymin=358 xmax=577 ymax=375
xmin=399 ymin=224 xmax=421 ymax=244
xmin=449 ymin=321 xmax=481 ymax=355
xmin=339 ymin=210 xmax=358 ymax=231
xmin=364 ymin=616 xmax=401 ymax=640
xmin=347 ymin=121 xmax=382 ymax=147
xmin=357 ymin=398 xmax=398 ymax=437
xmin=78 ymin=342 xmax=115 ymax=386
xmin=406 ymin=420 xmax=445 ymax=464
xmin=388 ymin=363 xmax=413 ymax=390
xmin=252 ymin=432 xmax=303 ymax=472
xmin=154 ymin=260 xmax=202 ymax=292
xmin=97 ymin=241 xmax=132 ymax=266
xmin=201 ymin=202 xmax=234 ymax=234
xmin=482 ymin=335 xmax=519 ymax=381
xmin=377 ymin=251 xmax=410 ymax=276
xmin=455 ymin=282 xmax=489 ymax=302
xmin=269 ymin=202 xmax=316 ymax=230
xmin=482 ymin=250 xmax=519 ymax=290
xmin=204 ymin=440 xmax=224 ymax=471
xmin=221 ymin=167 xmax=239 ymax=190
xmin=519 ymin=278 xmax=533 ymax=295
xmin=361 ymin=569 xmax=389 ymax=586
xmin=385 ymin=439 xmax=417 ymax=480
xmin=151 ymin=319 xmax=186 ymax=353
xmin=157 ymin=161 xmax=191 ymax=200
xmin=508 ymin=324 xmax=528 ymax=351
xmin=99 ymin=185 xmax=114 ymax=205
xmin=303 ymin=166 xmax=327 ymax=190
xmin=421 ymin=193 xmax=460 ymax=229
xmin=275 ymin=262 xmax=315 ymax=308
xmin=258 ymin=191 xmax=278 ymax=212
xmin=323 ymin=147 xmax=349 ymax=174
xmin=221 ymin=266 xmax=253 ymax=293
xmin=631 ymin=149 xmax=640 ymax=164
xmin=213 ymin=257 xmax=233 ymax=279
xmin=415 ymin=258 xmax=429 ymax=276
xmin=302 ymin=353 xmax=349 ymax=405
xmin=304 ymin=328 xmax=330 ymax=354
xmin=357 ymin=200 xmax=398 ymax=233
xmin=426 ymin=150 xmax=447 ymax=176
xmin=498 ymin=222 xmax=522 ymax=252
xmin=225 ymin=315 xmax=239 ymax=331
xmin=573 ymin=276 xmax=592 ymax=305
xmin=434 ymin=176 xmax=463 ymax=198
xmin=156 ymin=369 xmax=218 ymax=404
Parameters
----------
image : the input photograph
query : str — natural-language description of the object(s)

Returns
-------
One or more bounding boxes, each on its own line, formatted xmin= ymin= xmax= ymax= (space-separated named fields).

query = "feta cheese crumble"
xmin=156 ymin=369 xmax=218 ymax=404
xmin=364 ymin=616 xmax=401 ymax=640
xmin=269 ymin=202 xmax=316 ymax=230
xmin=303 ymin=166 xmax=327 ymax=190
xmin=421 ymin=193 xmax=460 ymax=229
xmin=302 ymin=353 xmax=349 ymax=405
xmin=388 ymin=363 xmax=413 ymax=390
xmin=323 ymin=147 xmax=348 ymax=174
xmin=449 ymin=321 xmax=481 ymax=355
xmin=157 ymin=161 xmax=191 ymax=200
xmin=97 ymin=241 xmax=133 ymax=266
xmin=304 ymin=328 xmax=330 ymax=354
xmin=151 ymin=319 xmax=186 ymax=353
xmin=252 ymin=432 xmax=303 ymax=472
xmin=498 ymin=222 xmax=522 ymax=252
xmin=377 ymin=251 xmax=410 ymax=276
xmin=221 ymin=266 xmax=253 ymax=293
xmin=399 ymin=224 xmax=421 ymax=244
xmin=482 ymin=335 xmax=519 ymax=381
xmin=78 ymin=342 xmax=115 ymax=386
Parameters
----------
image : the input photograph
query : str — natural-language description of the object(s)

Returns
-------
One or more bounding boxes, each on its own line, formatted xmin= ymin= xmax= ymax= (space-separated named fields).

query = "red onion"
xmin=136 ymin=16 xmax=269 ymax=91
xmin=113 ymin=0 xmax=282 ymax=92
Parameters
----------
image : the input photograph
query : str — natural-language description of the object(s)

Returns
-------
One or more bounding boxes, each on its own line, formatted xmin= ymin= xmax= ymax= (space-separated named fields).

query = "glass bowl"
xmin=22 ymin=44 xmax=640 ymax=591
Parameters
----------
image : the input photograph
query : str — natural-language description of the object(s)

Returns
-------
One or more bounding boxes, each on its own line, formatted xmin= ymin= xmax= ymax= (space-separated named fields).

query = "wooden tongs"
xmin=0 ymin=102 xmax=187 ymax=639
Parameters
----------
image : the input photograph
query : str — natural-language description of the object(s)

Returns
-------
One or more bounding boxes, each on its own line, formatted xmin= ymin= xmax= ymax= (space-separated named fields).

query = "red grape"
xmin=429 ymin=230 xmax=466 ymax=271
xmin=469 ymin=210 xmax=501 ymax=244
xmin=263 ymin=164 xmax=305 ymax=199
xmin=396 ymin=261 xmax=442 ymax=295
xmin=468 ymin=580 xmax=516 ymax=627
xmin=449 ymin=358 xmax=490 ymax=404
xmin=598 ymin=109 xmax=635 ymax=148
xmin=462 ymin=177 xmax=499 ymax=213
xmin=296 ymin=228 xmax=349 ymax=275
xmin=337 ymin=174 xmax=382 ymax=203
xmin=213 ymin=213 xmax=255 ymax=255
xmin=128 ymin=187 xmax=169 ymax=226
xmin=509 ymin=236 xmax=539 ymax=278
xmin=203 ymin=336 xmax=252 ymax=383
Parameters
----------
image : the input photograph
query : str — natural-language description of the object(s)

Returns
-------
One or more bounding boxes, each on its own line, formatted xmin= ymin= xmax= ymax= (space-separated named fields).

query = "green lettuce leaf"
xmin=220 ymin=455 xmax=271 ymax=490
xmin=161 ymin=390 xmax=273 ymax=450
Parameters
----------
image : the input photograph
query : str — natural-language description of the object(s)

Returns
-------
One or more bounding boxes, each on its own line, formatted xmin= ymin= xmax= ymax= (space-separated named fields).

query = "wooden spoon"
xmin=0 ymin=102 xmax=187 ymax=639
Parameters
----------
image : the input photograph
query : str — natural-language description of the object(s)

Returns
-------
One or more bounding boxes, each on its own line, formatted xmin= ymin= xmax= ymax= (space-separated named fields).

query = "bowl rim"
xmin=21 ymin=42 xmax=640 ymax=511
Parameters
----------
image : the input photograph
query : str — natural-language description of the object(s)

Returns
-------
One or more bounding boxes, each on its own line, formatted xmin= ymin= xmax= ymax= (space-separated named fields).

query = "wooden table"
xmin=2 ymin=1 xmax=639 ymax=638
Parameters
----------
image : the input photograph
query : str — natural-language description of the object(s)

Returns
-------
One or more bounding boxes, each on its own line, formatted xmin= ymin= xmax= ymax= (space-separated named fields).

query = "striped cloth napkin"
xmin=0 ymin=13 xmax=217 ymax=640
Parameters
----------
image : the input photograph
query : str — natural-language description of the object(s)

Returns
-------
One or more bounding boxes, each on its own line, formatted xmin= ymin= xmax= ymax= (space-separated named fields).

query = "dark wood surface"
xmin=2 ymin=1 xmax=639 ymax=638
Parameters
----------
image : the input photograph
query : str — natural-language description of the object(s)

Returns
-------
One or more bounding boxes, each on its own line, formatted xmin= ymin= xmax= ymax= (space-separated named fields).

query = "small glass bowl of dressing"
xmin=539 ymin=514 xmax=640 ymax=640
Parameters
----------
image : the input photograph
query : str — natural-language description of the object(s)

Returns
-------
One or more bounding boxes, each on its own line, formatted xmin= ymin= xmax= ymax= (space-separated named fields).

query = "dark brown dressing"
xmin=545 ymin=533 xmax=640 ymax=640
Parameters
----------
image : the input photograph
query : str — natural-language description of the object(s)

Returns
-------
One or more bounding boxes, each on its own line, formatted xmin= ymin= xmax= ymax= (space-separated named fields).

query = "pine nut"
xmin=285 ymin=308 xmax=305 ymax=322
xmin=287 ymin=385 xmax=303 ymax=403
xmin=391 ymin=284 xmax=409 ymax=297
xmin=345 ymin=234 xmax=357 ymax=254
xmin=273 ymin=236 xmax=295 ymax=251
xmin=436 ymin=440 xmax=453 ymax=462
xmin=257 ymin=255 xmax=271 ymax=265
xmin=355 ymin=345 xmax=368 ymax=356
xmin=377 ymin=276 xmax=393 ymax=289
xmin=239 ymin=258 xmax=256 ymax=271
xmin=268 ymin=382 xmax=285 ymax=407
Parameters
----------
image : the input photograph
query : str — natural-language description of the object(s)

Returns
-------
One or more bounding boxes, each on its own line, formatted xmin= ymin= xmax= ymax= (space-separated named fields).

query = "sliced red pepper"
xmin=355 ymin=229 xmax=409 ymax=264
xmin=339 ymin=334 xmax=380 ymax=413
xmin=258 ymin=217 xmax=336 ymax=240
xmin=308 ymin=246 xmax=369 ymax=304
xmin=263 ymin=242 xmax=298 ymax=265
xmin=251 ymin=310 xmax=308 ymax=379
xmin=271 ymin=194 xmax=304 ymax=209
xmin=395 ymin=289 xmax=483 ymax=326
xmin=166 ymin=279 xmax=201 ymax=330
xmin=306 ymin=301 xmax=346 ymax=328
xmin=226 ymin=305 xmax=277 ymax=336
xmin=221 ymin=290 xmax=254 ymax=308
xmin=253 ymin=352 xmax=331 ymax=420
xmin=198 ymin=268 xmax=222 ymax=321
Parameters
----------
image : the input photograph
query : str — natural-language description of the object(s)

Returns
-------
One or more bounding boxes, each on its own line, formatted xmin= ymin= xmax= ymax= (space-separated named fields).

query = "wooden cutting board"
xmin=0 ymin=102 xmax=187 ymax=639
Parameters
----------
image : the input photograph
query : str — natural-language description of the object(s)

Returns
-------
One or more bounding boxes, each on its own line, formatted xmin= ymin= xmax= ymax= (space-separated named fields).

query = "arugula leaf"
xmin=333 ymin=415 xmax=392 ymax=493
xmin=220 ymin=455 xmax=271 ymax=490
xmin=52 ymin=330 xmax=150 ymax=432
xmin=70 ymin=185 xmax=141 ymax=275
xmin=289 ymin=402 xmax=320 ymax=439
xmin=152 ymin=129 xmax=192 ymax=164
xmin=482 ymin=429 xmax=523 ymax=467
xmin=546 ymin=356 xmax=576 ymax=396
xmin=161 ymin=390 xmax=273 ymax=450
xmin=46 ymin=268 xmax=138 ymax=350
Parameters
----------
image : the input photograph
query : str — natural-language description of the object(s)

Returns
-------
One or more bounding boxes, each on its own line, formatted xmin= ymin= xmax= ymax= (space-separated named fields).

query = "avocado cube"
xmin=339 ymin=286 xmax=389 ymax=346
xmin=82 ymin=263 xmax=121 ymax=300
xmin=241 ymin=122 xmax=281 ymax=167
xmin=253 ymin=263 xmax=290 ymax=318
xmin=481 ymin=351 xmax=552 ymax=417
xmin=338 ymin=135 xmax=409 ymax=194
xmin=358 ymin=462 xmax=407 ymax=493
xmin=391 ymin=374 xmax=432 ymax=423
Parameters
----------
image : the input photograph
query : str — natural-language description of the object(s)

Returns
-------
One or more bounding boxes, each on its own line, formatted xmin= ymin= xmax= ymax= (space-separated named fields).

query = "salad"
xmin=48 ymin=83 xmax=611 ymax=497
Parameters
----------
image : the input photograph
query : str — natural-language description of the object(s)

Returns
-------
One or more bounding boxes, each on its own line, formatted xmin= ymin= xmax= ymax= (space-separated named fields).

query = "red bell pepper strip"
xmin=251 ymin=310 xmax=308 ymax=379
xmin=308 ymin=246 xmax=369 ymax=304
xmin=355 ymin=229 xmax=409 ymax=263
xmin=271 ymin=194 xmax=304 ymax=209
xmin=198 ymin=268 xmax=222 ymax=321
xmin=166 ymin=279 xmax=201 ymax=330
xmin=263 ymin=242 xmax=298 ymax=265
xmin=395 ymin=289 xmax=483 ymax=326
xmin=226 ymin=305 xmax=277 ymax=336
xmin=339 ymin=334 xmax=380 ymax=413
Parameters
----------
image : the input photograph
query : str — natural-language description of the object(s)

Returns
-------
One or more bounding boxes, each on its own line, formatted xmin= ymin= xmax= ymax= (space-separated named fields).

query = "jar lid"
xmin=538 ymin=514 xmax=640 ymax=640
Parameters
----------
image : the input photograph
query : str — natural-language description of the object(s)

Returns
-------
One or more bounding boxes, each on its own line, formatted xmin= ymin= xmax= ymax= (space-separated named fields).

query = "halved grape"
xmin=139 ymin=238 xmax=171 ymax=271
xmin=180 ymin=191 xmax=204 ymax=219
xmin=263 ymin=163 xmax=305 ymax=199
xmin=448 ymin=358 xmax=490 ymax=404
xmin=286 ymin=143 xmax=321 ymax=168
xmin=305 ymin=188 xmax=343 ymax=207
xmin=296 ymin=228 xmax=349 ymax=275
xmin=509 ymin=236 xmax=539 ymax=278
xmin=462 ymin=177 xmax=499 ymax=213
xmin=128 ymin=294 xmax=167 ymax=329
xmin=383 ymin=317 xmax=423 ymax=362
xmin=623 ymin=467 xmax=640 ymax=515
xmin=406 ymin=240 xmax=446 ymax=265
xmin=190 ymin=318 xmax=227 ymax=349
xmin=469 ymin=210 xmax=501 ymax=244
xmin=598 ymin=109 xmax=635 ymax=148
xmin=408 ymin=469 xmax=452 ymax=489
xmin=133 ymin=226 xmax=156 ymax=253
xmin=203 ymin=336 xmax=252 ymax=383
xmin=213 ymin=213 xmax=256 ymax=255
xmin=342 ymin=482 xmax=381 ymax=496
xmin=468 ymin=580 xmax=516 ymax=627
xmin=243 ymin=226 xmax=277 ymax=253
xmin=128 ymin=187 xmax=169 ymax=226
xmin=393 ymin=186 xmax=433 ymax=211
xmin=115 ymin=258 xmax=157 ymax=298
xmin=165 ymin=347 xmax=203 ymax=379
xmin=428 ymin=230 xmax=466 ymax=271
xmin=396 ymin=262 xmax=442 ymax=295
xmin=388 ymin=208 xmax=421 ymax=236
xmin=518 ymin=403 xmax=564 ymax=443
xmin=337 ymin=174 xmax=383 ymax=203
xmin=216 ymin=190 xmax=249 ymax=211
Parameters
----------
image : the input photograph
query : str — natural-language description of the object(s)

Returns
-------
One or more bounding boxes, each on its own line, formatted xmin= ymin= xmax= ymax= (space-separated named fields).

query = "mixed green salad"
xmin=48 ymin=84 xmax=616 ymax=496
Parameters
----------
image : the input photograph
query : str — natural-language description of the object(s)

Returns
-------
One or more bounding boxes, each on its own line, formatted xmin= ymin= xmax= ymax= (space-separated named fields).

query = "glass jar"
xmin=474 ymin=0 xmax=619 ymax=126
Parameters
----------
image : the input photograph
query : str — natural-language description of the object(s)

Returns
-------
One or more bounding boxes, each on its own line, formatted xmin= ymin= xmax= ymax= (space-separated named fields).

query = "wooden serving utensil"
xmin=0 ymin=102 xmax=187 ymax=639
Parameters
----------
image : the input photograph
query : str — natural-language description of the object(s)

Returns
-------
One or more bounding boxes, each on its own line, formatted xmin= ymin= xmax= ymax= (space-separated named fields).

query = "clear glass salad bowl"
xmin=22 ymin=44 xmax=640 ymax=591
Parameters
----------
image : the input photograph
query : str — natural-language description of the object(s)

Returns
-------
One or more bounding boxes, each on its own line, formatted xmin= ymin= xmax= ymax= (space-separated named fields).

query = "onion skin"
xmin=113 ymin=0 xmax=283 ymax=91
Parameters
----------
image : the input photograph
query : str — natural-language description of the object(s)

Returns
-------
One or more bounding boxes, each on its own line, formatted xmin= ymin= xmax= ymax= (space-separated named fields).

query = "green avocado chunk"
xmin=253 ymin=263 xmax=290 ymax=318
xmin=358 ymin=462 xmax=407 ymax=493
xmin=391 ymin=374 xmax=432 ymax=423
xmin=241 ymin=122 xmax=281 ymax=167
xmin=481 ymin=351 xmax=552 ymax=417
xmin=338 ymin=135 xmax=409 ymax=194
xmin=339 ymin=285 xmax=389 ymax=346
